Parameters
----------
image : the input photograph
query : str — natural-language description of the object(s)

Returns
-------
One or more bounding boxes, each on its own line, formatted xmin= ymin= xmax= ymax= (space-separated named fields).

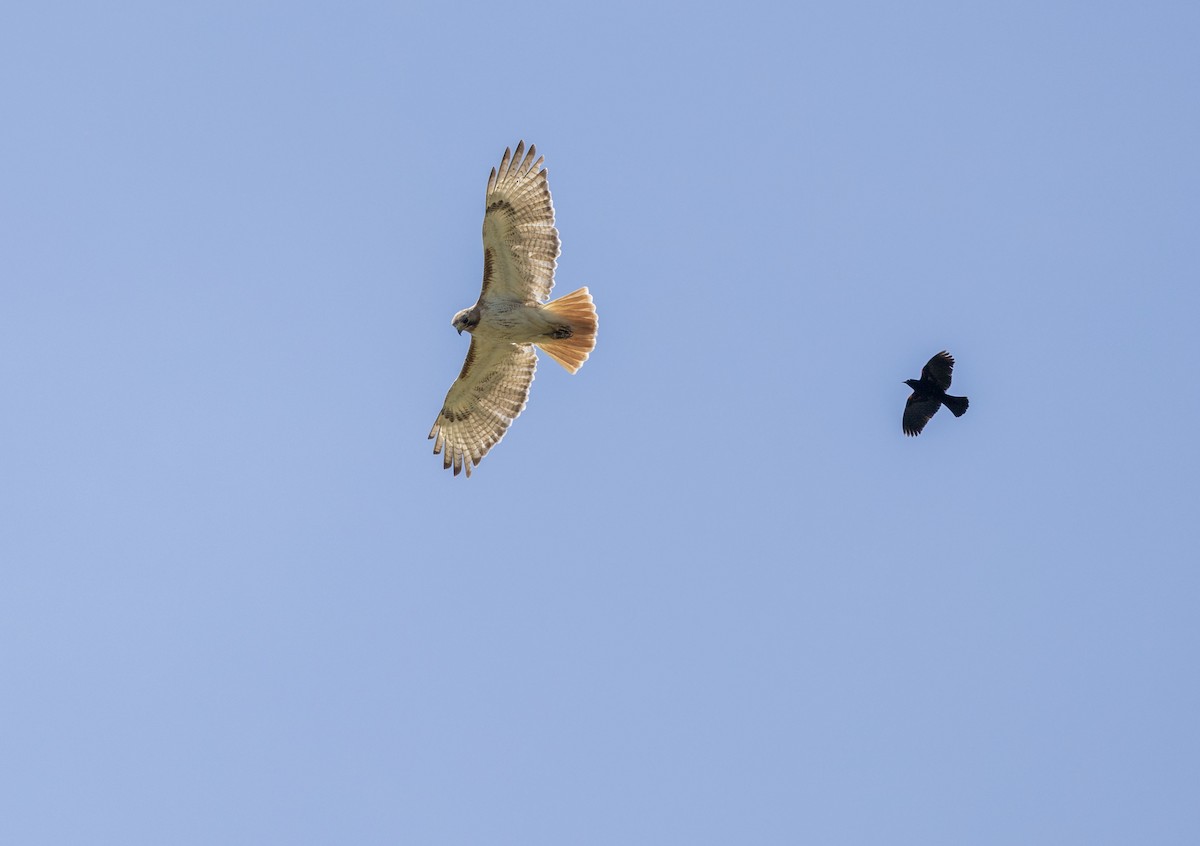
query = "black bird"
xmin=903 ymin=351 xmax=969 ymax=436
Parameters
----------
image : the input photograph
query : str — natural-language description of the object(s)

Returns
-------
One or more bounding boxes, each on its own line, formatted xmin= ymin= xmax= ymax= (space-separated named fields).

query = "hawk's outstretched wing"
xmin=921 ymin=351 xmax=955 ymax=391
xmin=428 ymin=338 xmax=537 ymax=477
xmin=480 ymin=141 xmax=559 ymax=304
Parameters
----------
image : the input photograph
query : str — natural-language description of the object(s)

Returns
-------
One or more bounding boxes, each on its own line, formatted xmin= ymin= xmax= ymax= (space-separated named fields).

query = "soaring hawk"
xmin=428 ymin=142 xmax=598 ymax=476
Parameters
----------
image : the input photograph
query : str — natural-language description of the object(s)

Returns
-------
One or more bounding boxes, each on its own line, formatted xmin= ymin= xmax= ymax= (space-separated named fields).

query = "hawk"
xmin=902 ymin=351 xmax=970 ymax=436
xmin=428 ymin=142 xmax=598 ymax=476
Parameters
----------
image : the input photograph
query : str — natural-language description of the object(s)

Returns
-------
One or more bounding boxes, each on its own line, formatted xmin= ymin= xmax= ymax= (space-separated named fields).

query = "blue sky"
xmin=2 ymin=1 xmax=1198 ymax=843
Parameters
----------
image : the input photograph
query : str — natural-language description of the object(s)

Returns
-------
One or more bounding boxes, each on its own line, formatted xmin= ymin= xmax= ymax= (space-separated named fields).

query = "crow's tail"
xmin=943 ymin=394 xmax=969 ymax=417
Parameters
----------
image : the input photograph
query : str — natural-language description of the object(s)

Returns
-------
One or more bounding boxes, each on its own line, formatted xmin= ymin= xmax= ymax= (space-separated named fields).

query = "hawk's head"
xmin=451 ymin=307 xmax=480 ymax=335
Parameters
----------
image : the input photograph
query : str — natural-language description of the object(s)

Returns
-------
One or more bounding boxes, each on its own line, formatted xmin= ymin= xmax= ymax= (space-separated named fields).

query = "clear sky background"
xmin=2 ymin=2 xmax=1198 ymax=843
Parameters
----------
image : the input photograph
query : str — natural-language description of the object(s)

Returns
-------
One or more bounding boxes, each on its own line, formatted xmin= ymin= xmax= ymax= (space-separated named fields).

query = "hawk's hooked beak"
xmin=456 ymin=326 xmax=463 ymax=335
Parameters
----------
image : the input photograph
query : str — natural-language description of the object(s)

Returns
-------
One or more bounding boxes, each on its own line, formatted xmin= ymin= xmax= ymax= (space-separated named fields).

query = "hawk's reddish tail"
xmin=538 ymin=287 xmax=597 ymax=374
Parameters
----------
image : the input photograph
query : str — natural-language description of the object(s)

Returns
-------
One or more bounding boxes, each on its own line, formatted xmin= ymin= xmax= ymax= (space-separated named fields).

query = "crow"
xmin=903 ymin=351 xmax=969 ymax=436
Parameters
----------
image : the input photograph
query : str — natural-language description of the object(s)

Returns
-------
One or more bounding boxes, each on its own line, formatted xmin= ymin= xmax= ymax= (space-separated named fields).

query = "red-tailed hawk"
xmin=428 ymin=142 xmax=598 ymax=476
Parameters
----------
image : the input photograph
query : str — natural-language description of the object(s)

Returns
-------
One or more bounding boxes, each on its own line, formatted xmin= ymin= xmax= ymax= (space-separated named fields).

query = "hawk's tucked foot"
xmin=537 ymin=287 xmax=597 ymax=374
